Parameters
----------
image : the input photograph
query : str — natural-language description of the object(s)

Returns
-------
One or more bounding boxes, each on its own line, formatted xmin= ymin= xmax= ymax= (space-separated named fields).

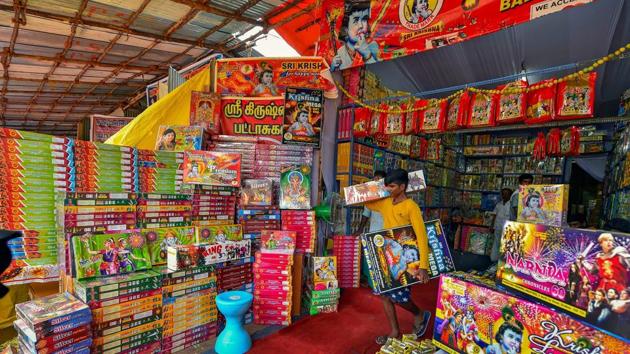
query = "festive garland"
xmin=335 ymin=42 xmax=630 ymax=114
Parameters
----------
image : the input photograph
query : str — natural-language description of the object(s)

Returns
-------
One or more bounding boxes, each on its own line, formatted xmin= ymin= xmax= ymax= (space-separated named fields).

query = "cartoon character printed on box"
xmin=459 ymin=306 xmax=481 ymax=352
xmin=485 ymin=321 xmax=524 ymax=354
xmin=187 ymin=161 xmax=200 ymax=179
xmin=117 ymin=237 xmax=147 ymax=272
xmin=519 ymin=189 xmax=545 ymax=221
xmin=160 ymin=230 xmax=181 ymax=260
xmin=331 ymin=0 xmax=380 ymax=71
xmin=287 ymin=107 xmax=315 ymax=137
xmin=157 ymin=128 xmax=176 ymax=151
xmin=384 ymin=238 xmax=419 ymax=280
xmin=253 ymin=62 xmax=278 ymax=97
xmin=80 ymin=235 xmax=118 ymax=276
xmin=438 ymin=309 xmax=463 ymax=349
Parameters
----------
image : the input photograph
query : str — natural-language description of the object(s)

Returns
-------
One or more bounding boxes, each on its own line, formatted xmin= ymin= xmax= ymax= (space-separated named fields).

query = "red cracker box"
xmin=95 ymin=328 xmax=162 ymax=353
xmin=92 ymin=299 xmax=162 ymax=323
xmin=89 ymin=289 xmax=162 ymax=309
xmin=13 ymin=320 xmax=90 ymax=351
xmin=116 ymin=340 xmax=161 ymax=354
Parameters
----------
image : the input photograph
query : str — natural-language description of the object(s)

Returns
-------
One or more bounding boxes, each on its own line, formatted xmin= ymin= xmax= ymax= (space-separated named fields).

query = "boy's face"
xmin=385 ymin=182 xmax=405 ymax=198
xmin=347 ymin=9 xmax=369 ymax=44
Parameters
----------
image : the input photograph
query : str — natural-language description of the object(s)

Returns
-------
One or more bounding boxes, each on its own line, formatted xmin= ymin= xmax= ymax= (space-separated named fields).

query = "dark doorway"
xmin=568 ymin=162 xmax=603 ymax=228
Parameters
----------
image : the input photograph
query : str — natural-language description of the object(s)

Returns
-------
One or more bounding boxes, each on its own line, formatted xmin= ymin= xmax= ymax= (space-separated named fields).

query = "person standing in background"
xmin=356 ymin=170 xmax=387 ymax=288
xmin=509 ymin=174 xmax=533 ymax=221
xmin=491 ymin=188 xmax=513 ymax=262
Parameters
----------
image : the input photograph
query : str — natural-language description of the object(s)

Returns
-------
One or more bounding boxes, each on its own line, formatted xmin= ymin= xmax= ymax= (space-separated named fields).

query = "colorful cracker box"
xmin=71 ymin=232 xmax=152 ymax=280
xmin=279 ymin=165 xmax=312 ymax=210
xmin=260 ymin=230 xmax=296 ymax=254
xmin=312 ymin=257 xmax=338 ymax=291
xmin=182 ymin=151 xmax=241 ymax=187
xmin=190 ymin=91 xmax=221 ymax=135
xmin=282 ymin=87 xmax=323 ymax=146
xmin=167 ymin=240 xmax=251 ymax=271
xmin=344 ymin=170 xmax=426 ymax=205
xmin=361 ymin=220 xmax=454 ymax=294
xmin=155 ymin=125 xmax=203 ymax=151
xmin=433 ymin=273 xmax=630 ymax=353
xmin=517 ymin=184 xmax=569 ymax=227
xmin=196 ymin=224 xmax=243 ymax=244
xmin=144 ymin=227 xmax=196 ymax=266
xmin=240 ymin=179 xmax=273 ymax=207
xmin=497 ymin=221 xmax=630 ymax=340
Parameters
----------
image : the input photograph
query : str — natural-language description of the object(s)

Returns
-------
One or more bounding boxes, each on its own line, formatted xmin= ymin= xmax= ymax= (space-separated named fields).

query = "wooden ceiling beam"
xmin=39 ymin=0 xmax=155 ymax=127
xmin=170 ymin=0 xmax=262 ymax=26
xmin=0 ymin=4 xmax=224 ymax=51
xmin=0 ymin=0 xmax=27 ymax=123
xmin=10 ymin=53 xmax=159 ymax=72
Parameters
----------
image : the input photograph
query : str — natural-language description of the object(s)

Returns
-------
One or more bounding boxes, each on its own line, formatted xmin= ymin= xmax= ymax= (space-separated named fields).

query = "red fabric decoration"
xmin=526 ymin=79 xmax=556 ymax=124
xmin=556 ymin=72 xmax=597 ymax=120
xmin=419 ymin=137 xmax=428 ymax=159
xmin=532 ymin=132 xmax=547 ymax=160
xmin=547 ymin=128 xmax=561 ymax=156
xmin=561 ymin=127 xmax=581 ymax=156
xmin=495 ymin=81 xmax=527 ymax=125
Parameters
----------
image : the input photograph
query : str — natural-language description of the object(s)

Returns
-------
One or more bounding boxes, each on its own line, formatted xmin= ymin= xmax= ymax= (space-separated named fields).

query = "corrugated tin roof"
xmin=0 ymin=0 xmax=299 ymax=136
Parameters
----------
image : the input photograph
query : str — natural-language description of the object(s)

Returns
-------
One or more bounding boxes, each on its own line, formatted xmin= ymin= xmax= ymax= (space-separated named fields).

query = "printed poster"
xmin=283 ymin=87 xmax=323 ymax=146
xmin=361 ymin=220 xmax=454 ymax=294
xmin=497 ymin=221 xmax=630 ymax=340
xmin=155 ymin=125 xmax=203 ymax=151
xmin=182 ymin=151 xmax=241 ymax=187
xmin=213 ymin=57 xmax=335 ymax=97
xmin=318 ymin=0 xmax=594 ymax=71
xmin=220 ymin=97 xmax=284 ymax=142
xmin=71 ymin=232 xmax=152 ymax=280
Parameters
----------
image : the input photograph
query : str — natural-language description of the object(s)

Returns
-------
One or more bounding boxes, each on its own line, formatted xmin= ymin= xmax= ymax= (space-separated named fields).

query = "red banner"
xmin=220 ymin=97 xmax=285 ymax=142
xmin=318 ymin=0 xmax=593 ymax=71
xmin=213 ymin=57 xmax=337 ymax=98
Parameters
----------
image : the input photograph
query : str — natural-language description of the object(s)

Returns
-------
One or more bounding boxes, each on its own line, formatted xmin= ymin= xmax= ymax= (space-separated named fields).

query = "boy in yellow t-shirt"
xmin=365 ymin=169 xmax=431 ymax=345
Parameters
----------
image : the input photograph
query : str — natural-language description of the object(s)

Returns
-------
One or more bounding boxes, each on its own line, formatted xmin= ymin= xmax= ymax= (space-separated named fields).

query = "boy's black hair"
xmin=339 ymin=0 xmax=370 ymax=42
xmin=384 ymin=169 xmax=409 ymax=188
xmin=495 ymin=322 xmax=523 ymax=344
xmin=518 ymin=173 xmax=534 ymax=183
xmin=374 ymin=170 xmax=387 ymax=178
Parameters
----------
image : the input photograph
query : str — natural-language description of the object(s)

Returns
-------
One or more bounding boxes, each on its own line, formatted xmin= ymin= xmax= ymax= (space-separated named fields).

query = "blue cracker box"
xmin=15 ymin=292 xmax=90 ymax=334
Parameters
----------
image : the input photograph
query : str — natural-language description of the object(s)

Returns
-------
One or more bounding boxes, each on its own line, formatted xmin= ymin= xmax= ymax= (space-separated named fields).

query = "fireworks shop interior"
xmin=2 ymin=0 xmax=630 ymax=354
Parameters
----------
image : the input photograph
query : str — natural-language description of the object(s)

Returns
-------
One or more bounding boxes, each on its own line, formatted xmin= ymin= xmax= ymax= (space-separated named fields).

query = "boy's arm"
xmin=409 ymin=204 xmax=430 ymax=271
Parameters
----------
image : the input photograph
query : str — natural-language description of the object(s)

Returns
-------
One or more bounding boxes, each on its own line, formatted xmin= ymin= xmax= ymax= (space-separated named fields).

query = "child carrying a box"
xmin=364 ymin=169 xmax=431 ymax=345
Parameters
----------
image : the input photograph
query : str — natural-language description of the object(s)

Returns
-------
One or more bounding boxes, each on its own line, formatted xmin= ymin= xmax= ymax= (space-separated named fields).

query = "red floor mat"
xmin=249 ymin=279 xmax=439 ymax=354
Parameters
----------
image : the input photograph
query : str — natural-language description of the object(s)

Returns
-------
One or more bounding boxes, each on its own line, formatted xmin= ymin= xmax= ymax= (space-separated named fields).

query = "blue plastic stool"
xmin=215 ymin=291 xmax=254 ymax=354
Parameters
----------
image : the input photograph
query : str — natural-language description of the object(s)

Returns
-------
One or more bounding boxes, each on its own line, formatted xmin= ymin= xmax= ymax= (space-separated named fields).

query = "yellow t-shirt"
xmin=366 ymin=197 xmax=430 ymax=270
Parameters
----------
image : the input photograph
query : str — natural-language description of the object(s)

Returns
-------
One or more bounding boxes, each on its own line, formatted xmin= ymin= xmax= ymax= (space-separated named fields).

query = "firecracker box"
xmin=433 ymin=273 xmax=630 ymax=353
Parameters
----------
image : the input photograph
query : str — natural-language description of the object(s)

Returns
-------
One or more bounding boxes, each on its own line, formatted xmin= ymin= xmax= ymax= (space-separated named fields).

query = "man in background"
xmin=491 ymin=188 xmax=513 ymax=262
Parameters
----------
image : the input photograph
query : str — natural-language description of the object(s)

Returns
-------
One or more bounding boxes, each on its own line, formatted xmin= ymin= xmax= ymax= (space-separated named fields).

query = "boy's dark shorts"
xmin=382 ymin=287 xmax=411 ymax=303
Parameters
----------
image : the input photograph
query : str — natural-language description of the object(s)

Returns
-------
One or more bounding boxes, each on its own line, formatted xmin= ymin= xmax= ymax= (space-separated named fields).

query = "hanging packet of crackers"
xmin=445 ymin=91 xmax=470 ymax=131
xmin=495 ymin=81 xmax=527 ymax=124
xmin=526 ymin=79 xmax=556 ymax=124
xmin=385 ymin=103 xmax=405 ymax=135
xmin=420 ymin=99 xmax=447 ymax=133
xmin=352 ymin=107 xmax=371 ymax=138
xmin=556 ymin=72 xmax=596 ymax=120
xmin=369 ymin=104 xmax=387 ymax=136
xmin=467 ymin=91 xmax=496 ymax=128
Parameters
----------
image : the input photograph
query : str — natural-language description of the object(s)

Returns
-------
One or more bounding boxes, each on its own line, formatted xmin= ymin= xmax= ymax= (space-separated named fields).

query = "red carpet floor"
xmin=249 ymin=279 xmax=440 ymax=354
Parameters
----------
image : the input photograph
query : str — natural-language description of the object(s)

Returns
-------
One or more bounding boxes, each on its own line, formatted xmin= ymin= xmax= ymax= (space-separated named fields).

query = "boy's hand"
xmin=416 ymin=269 xmax=429 ymax=284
